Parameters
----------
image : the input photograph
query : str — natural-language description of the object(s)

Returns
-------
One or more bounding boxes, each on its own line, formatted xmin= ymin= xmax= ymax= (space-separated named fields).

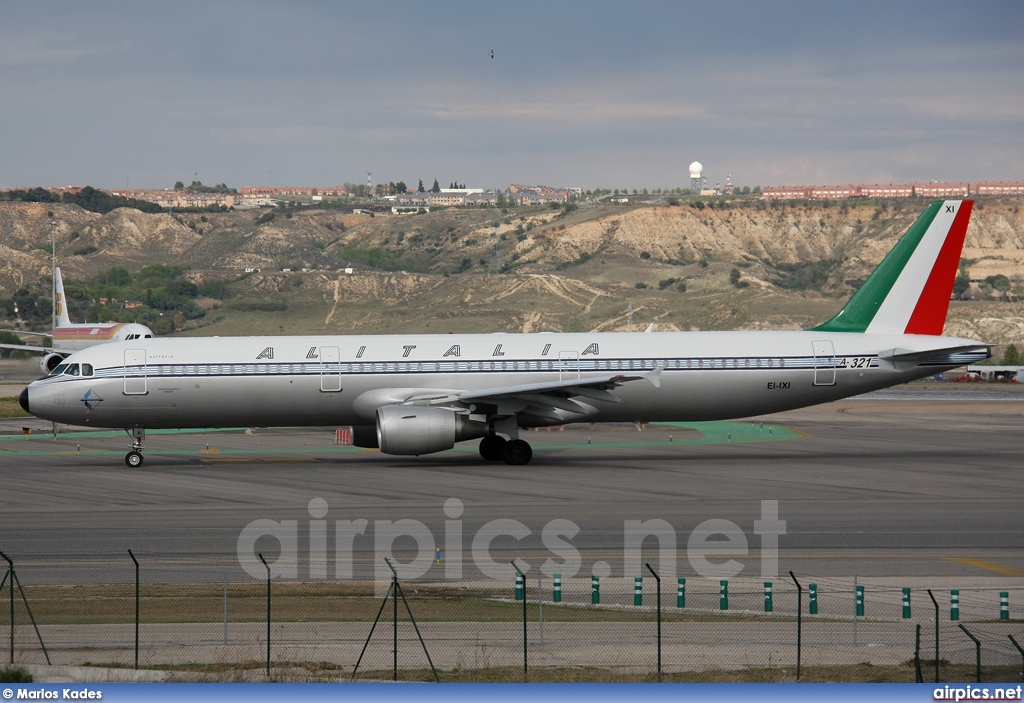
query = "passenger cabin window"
xmin=82 ymin=364 xmax=93 ymax=376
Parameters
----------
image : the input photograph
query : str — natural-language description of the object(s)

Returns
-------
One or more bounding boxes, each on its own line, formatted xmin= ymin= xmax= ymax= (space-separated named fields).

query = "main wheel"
xmin=479 ymin=435 xmax=507 ymax=461
xmin=126 ymin=451 xmax=144 ymax=468
xmin=502 ymin=439 xmax=533 ymax=466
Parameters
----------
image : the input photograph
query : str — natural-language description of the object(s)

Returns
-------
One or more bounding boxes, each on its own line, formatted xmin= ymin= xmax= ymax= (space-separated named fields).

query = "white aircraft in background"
xmin=1 ymin=267 xmax=155 ymax=373
xmin=21 ymin=201 xmax=988 ymax=468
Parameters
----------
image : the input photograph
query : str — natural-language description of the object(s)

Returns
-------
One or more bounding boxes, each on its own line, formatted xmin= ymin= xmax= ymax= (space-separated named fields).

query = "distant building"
xmin=761 ymin=180 xmax=1024 ymax=201
xmin=975 ymin=181 xmax=1024 ymax=195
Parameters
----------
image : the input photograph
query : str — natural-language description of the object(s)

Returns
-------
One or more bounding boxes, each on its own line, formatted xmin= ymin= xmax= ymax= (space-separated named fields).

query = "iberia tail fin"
xmin=812 ymin=200 xmax=973 ymax=335
xmin=54 ymin=267 xmax=72 ymax=327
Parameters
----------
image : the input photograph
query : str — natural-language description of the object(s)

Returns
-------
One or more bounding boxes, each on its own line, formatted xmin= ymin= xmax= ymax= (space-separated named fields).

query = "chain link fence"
xmin=2 ymin=553 xmax=1023 ymax=682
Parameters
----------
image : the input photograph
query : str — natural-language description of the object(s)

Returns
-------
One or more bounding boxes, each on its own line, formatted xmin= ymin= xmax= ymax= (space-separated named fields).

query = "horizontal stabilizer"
xmin=877 ymin=344 xmax=991 ymax=371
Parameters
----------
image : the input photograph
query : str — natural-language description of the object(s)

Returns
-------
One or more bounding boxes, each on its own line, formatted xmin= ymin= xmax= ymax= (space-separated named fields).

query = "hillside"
xmin=1 ymin=198 xmax=1022 ymax=347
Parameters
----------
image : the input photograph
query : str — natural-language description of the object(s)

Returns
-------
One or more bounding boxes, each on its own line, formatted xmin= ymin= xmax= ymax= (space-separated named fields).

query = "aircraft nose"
xmin=19 ymin=387 xmax=30 ymax=414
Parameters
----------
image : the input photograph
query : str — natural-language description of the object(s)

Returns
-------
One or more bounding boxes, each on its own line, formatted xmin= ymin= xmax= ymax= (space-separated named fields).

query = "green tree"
xmin=953 ymin=265 xmax=971 ymax=300
xmin=96 ymin=266 xmax=132 ymax=287
xmin=417 ymin=179 xmax=425 ymax=193
xmin=1001 ymin=343 xmax=1021 ymax=365
xmin=985 ymin=274 xmax=1011 ymax=293
xmin=431 ymin=178 xmax=441 ymax=193
xmin=174 ymin=181 xmax=184 ymax=190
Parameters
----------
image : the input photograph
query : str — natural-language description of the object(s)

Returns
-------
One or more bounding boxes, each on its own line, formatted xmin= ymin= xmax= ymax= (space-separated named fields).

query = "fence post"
xmin=764 ymin=581 xmax=773 ymax=613
xmin=258 ymin=552 xmax=271 ymax=679
xmin=1007 ymin=634 xmax=1024 ymax=682
xmin=902 ymin=587 xmax=911 ymax=619
xmin=927 ymin=589 xmax=940 ymax=683
xmin=854 ymin=578 xmax=860 ymax=646
xmin=915 ymin=624 xmax=923 ymax=683
xmin=384 ymin=557 xmax=439 ymax=683
xmin=1000 ymin=592 xmax=1009 ymax=620
xmin=2 ymin=551 xmax=11 ymax=665
xmin=951 ymin=589 xmax=959 ymax=621
xmin=0 ymin=552 xmax=49 ymax=666
xmin=790 ymin=571 xmax=802 ymax=681
xmin=128 ymin=549 xmax=139 ymax=671
xmin=591 ymin=574 xmax=600 ymax=605
xmin=646 ymin=563 xmax=661 ymax=683
xmin=512 ymin=561 xmax=527 ymax=682
xmin=719 ymin=580 xmax=728 ymax=611
xmin=553 ymin=573 xmax=561 ymax=603
xmin=958 ymin=623 xmax=982 ymax=683
xmin=809 ymin=583 xmax=818 ymax=615
xmin=677 ymin=578 xmax=686 ymax=609
xmin=634 ymin=576 xmax=643 ymax=606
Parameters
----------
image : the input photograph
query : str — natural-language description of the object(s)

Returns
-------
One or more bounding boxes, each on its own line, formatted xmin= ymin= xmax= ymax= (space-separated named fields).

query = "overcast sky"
xmin=2 ymin=1 xmax=1022 ymax=191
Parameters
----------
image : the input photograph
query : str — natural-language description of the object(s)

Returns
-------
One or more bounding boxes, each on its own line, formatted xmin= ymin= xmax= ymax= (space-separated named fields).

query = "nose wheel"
xmin=124 ymin=427 xmax=146 ymax=468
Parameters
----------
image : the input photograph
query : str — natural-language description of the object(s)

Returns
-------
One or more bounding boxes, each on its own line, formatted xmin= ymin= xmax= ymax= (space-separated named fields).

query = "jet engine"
xmin=350 ymin=425 xmax=379 ymax=449
xmin=376 ymin=405 xmax=487 ymax=456
xmin=39 ymin=353 xmax=65 ymax=374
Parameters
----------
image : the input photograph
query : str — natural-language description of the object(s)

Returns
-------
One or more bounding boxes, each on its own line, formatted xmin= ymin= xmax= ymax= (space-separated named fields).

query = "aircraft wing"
xmin=403 ymin=366 xmax=663 ymax=419
xmin=0 ymin=342 xmax=54 ymax=355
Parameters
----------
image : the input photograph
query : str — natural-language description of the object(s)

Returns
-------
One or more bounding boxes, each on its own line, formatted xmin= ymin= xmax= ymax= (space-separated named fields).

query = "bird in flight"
xmin=490 ymin=50 xmax=494 ymax=59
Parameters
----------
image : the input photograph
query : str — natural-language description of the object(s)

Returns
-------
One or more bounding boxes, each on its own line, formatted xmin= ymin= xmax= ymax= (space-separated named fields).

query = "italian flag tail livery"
xmin=812 ymin=200 xmax=973 ymax=335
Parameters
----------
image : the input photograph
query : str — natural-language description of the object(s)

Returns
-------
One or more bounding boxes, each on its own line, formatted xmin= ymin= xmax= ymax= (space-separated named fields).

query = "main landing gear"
xmin=479 ymin=434 xmax=533 ymax=465
xmin=124 ymin=427 xmax=145 ymax=468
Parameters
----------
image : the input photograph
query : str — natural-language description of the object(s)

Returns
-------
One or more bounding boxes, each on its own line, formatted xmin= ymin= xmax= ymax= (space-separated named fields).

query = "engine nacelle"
xmin=376 ymin=405 xmax=487 ymax=456
xmin=40 ymin=353 xmax=65 ymax=374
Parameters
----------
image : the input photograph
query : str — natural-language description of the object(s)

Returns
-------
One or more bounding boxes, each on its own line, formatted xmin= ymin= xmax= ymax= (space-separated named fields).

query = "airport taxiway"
xmin=0 ymin=386 xmax=1021 ymax=583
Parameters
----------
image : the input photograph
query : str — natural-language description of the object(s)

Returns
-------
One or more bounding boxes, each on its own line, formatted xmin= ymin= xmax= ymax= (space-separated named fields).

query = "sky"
xmin=1 ymin=0 xmax=1022 ymax=192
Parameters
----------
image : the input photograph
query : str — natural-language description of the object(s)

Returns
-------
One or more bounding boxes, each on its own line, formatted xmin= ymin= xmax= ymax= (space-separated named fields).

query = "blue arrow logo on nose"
xmin=81 ymin=389 xmax=104 ymax=410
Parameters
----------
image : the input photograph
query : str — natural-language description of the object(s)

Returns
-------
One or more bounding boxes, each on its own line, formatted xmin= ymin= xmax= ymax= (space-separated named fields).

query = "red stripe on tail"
xmin=904 ymin=200 xmax=973 ymax=335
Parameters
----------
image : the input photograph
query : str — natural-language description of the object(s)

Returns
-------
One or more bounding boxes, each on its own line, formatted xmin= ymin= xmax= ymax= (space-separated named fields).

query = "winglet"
xmin=644 ymin=363 xmax=663 ymax=389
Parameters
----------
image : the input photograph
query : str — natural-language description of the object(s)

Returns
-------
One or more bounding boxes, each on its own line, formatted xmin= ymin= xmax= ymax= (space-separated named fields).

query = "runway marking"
xmin=946 ymin=558 xmax=1024 ymax=575
xmin=0 ymin=427 xmax=247 ymax=443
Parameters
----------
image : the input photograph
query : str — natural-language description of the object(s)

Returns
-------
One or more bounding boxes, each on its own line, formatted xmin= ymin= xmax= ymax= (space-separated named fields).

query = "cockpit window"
xmin=50 ymin=363 xmax=68 ymax=376
xmin=144 ymin=334 xmax=152 ymax=338
xmin=64 ymin=364 xmax=80 ymax=376
xmin=82 ymin=363 xmax=94 ymax=377
xmin=49 ymin=363 xmax=88 ymax=377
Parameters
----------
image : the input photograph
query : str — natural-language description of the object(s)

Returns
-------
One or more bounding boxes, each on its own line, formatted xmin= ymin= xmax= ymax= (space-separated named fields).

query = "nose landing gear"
xmin=124 ymin=427 xmax=146 ymax=467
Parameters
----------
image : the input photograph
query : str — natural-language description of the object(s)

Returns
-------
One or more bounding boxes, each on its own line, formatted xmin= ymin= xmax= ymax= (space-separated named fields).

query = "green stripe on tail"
xmin=811 ymin=201 xmax=942 ymax=333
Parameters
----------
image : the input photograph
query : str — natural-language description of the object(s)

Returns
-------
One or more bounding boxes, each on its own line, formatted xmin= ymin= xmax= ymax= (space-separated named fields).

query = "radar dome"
xmin=689 ymin=162 xmax=703 ymax=178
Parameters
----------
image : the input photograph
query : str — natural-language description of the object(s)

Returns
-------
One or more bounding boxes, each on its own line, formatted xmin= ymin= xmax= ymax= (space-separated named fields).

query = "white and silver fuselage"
xmin=22 ymin=330 xmax=987 ymax=430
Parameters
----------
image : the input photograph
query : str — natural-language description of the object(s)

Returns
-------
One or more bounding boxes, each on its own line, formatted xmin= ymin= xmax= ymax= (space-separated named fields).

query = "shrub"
xmin=0 ymin=666 xmax=33 ymax=683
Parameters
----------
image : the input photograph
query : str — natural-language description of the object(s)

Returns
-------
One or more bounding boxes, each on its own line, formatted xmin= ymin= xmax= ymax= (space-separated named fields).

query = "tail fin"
xmin=812 ymin=200 xmax=973 ymax=335
xmin=54 ymin=267 xmax=72 ymax=327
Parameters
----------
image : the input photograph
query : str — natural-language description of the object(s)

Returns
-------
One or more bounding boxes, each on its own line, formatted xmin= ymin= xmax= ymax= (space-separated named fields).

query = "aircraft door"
xmin=320 ymin=346 xmax=342 ymax=392
xmin=123 ymin=349 xmax=147 ymax=395
xmin=812 ymin=340 xmax=836 ymax=386
xmin=559 ymin=351 xmax=580 ymax=380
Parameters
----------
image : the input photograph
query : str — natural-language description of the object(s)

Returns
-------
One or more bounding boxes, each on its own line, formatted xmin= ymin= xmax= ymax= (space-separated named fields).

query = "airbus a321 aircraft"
xmin=20 ymin=200 xmax=988 ymax=467
xmin=1 ymin=267 xmax=155 ymax=373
